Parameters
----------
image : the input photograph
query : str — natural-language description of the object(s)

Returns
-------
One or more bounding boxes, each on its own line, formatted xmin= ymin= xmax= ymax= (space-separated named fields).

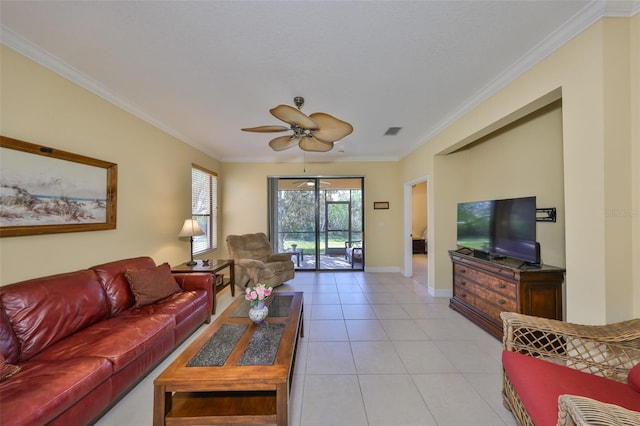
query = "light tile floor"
xmin=95 ymin=269 xmax=518 ymax=426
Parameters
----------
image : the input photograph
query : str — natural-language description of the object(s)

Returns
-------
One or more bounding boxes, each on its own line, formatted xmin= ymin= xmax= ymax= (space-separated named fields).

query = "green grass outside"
xmin=283 ymin=238 xmax=353 ymax=254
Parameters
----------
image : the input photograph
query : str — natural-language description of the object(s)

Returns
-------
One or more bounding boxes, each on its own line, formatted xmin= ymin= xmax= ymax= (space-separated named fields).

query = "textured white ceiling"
xmin=1 ymin=1 xmax=637 ymax=163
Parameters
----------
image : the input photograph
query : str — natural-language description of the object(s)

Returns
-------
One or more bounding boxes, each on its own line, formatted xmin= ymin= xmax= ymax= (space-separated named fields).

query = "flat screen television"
xmin=457 ymin=196 xmax=538 ymax=264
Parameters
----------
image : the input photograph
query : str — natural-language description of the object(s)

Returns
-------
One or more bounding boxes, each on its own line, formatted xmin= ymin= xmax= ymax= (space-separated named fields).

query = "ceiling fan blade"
xmin=296 ymin=180 xmax=315 ymax=188
xmin=269 ymin=135 xmax=300 ymax=151
xmin=241 ymin=125 xmax=289 ymax=133
xmin=270 ymin=105 xmax=318 ymax=130
xmin=309 ymin=112 xmax=354 ymax=142
xmin=299 ymin=137 xmax=334 ymax=152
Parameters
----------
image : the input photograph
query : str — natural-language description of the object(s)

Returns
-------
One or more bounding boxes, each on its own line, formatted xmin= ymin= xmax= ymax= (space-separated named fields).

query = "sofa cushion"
xmin=503 ymin=351 xmax=640 ymax=426
xmin=629 ymin=363 xmax=640 ymax=392
xmin=0 ymin=357 xmax=112 ymax=425
xmin=0 ymin=269 xmax=110 ymax=362
xmin=92 ymin=256 xmax=156 ymax=316
xmin=125 ymin=263 xmax=181 ymax=308
xmin=120 ymin=290 xmax=208 ymax=325
xmin=34 ymin=313 xmax=175 ymax=373
xmin=0 ymin=352 xmax=20 ymax=382
xmin=0 ymin=309 xmax=20 ymax=364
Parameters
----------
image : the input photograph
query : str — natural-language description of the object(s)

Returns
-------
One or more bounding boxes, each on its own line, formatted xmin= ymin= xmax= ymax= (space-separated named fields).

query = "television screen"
xmin=491 ymin=196 xmax=537 ymax=263
xmin=456 ymin=200 xmax=494 ymax=253
xmin=457 ymin=196 xmax=538 ymax=264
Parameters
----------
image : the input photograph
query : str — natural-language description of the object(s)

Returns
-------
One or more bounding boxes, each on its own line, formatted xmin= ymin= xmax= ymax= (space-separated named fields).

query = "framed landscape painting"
xmin=0 ymin=136 xmax=117 ymax=237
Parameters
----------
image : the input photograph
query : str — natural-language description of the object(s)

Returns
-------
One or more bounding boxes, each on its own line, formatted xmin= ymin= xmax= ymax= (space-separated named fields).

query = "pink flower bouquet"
xmin=244 ymin=283 xmax=273 ymax=307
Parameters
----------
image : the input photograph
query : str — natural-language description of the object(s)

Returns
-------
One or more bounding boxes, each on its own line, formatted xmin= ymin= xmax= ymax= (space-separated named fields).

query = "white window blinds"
xmin=191 ymin=165 xmax=217 ymax=253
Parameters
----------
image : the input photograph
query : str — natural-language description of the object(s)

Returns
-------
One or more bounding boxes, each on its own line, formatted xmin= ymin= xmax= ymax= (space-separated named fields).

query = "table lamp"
xmin=178 ymin=219 xmax=205 ymax=266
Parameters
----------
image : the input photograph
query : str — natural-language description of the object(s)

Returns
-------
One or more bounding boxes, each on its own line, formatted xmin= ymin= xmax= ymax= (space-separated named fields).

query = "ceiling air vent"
xmin=384 ymin=127 xmax=402 ymax=136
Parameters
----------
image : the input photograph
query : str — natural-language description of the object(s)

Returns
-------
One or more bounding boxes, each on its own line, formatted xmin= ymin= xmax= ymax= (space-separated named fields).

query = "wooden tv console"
xmin=449 ymin=250 xmax=565 ymax=340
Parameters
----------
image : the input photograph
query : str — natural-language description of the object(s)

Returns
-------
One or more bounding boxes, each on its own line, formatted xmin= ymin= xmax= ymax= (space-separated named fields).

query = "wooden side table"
xmin=171 ymin=259 xmax=235 ymax=314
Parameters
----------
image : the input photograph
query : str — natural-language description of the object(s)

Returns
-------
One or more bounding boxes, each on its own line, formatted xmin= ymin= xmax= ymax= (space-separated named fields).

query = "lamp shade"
xmin=178 ymin=219 xmax=205 ymax=238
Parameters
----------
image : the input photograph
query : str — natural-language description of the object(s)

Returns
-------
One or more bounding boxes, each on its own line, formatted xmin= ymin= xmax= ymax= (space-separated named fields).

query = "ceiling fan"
xmin=241 ymin=97 xmax=353 ymax=152
xmin=293 ymin=179 xmax=331 ymax=188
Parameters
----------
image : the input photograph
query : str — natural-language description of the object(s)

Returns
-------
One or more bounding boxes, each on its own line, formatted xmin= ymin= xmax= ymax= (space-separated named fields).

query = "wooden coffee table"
xmin=153 ymin=292 xmax=304 ymax=426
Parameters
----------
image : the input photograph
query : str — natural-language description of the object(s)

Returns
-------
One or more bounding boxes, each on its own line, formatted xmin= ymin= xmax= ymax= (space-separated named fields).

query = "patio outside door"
xmin=268 ymin=177 xmax=363 ymax=271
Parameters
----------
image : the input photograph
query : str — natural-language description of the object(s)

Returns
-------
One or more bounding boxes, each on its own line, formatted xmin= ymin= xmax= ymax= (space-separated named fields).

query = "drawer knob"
xmin=460 ymin=269 xmax=466 ymax=274
xmin=461 ymin=281 xmax=466 ymax=286
xmin=461 ymin=293 xmax=467 ymax=298
xmin=498 ymin=299 xmax=505 ymax=305
xmin=498 ymin=283 xmax=506 ymax=289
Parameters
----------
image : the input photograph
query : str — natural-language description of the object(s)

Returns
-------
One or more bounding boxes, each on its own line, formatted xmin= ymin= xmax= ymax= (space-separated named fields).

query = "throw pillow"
xmin=628 ymin=362 xmax=640 ymax=393
xmin=0 ymin=352 xmax=20 ymax=382
xmin=125 ymin=263 xmax=181 ymax=308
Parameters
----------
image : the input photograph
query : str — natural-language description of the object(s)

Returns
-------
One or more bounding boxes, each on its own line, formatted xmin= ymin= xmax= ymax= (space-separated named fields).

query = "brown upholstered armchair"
xmin=226 ymin=232 xmax=295 ymax=288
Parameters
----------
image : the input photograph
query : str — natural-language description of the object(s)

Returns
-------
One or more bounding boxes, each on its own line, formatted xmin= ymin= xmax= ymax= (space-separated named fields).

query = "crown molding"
xmin=404 ymin=0 xmax=636 ymax=158
xmin=2 ymin=0 xmax=637 ymax=164
xmin=0 ymin=24 xmax=215 ymax=156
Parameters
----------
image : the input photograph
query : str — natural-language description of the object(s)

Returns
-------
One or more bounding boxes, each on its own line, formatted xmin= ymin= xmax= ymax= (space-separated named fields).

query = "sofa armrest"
xmin=268 ymin=253 xmax=294 ymax=262
xmin=173 ymin=273 xmax=214 ymax=314
xmin=501 ymin=312 xmax=640 ymax=382
xmin=173 ymin=272 xmax=212 ymax=292
xmin=558 ymin=395 xmax=640 ymax=426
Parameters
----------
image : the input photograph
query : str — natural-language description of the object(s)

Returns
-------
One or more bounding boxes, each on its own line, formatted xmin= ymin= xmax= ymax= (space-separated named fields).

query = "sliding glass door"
xmin=268 ymin=177 xmax=364 ymax=271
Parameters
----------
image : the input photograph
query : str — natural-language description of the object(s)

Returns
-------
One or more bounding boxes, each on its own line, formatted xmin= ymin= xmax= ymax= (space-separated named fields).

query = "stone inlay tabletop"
xmin=238 ymin=323 xmax=285 ymax=366
xmin=187 ymin=323 xmax=247 ymax=367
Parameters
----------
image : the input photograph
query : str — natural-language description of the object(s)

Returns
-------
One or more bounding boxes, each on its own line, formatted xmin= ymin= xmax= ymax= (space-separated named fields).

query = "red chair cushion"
xmin=503 ymin=350 xmax=640 ymax=426
xmin=628 ymin=363 xmax=640 ymax=393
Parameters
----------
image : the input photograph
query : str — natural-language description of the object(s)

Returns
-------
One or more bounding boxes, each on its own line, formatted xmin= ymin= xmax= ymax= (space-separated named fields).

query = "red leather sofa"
xmin=0 ymin=257 xmax=214 ymax=425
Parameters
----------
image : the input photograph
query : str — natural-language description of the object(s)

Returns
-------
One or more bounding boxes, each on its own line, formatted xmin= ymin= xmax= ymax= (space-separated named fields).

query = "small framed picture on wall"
xmin=373 ymin=202 xmax=389 ymax=210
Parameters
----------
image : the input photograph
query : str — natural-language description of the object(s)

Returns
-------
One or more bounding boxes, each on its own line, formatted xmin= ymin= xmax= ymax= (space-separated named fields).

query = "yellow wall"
xmin=220 ymin=161 xmax=403 ymax=271
xmin=2 ymin=15 xmax=637 ymax=324
xmin=632 ymin=13 xmax=640 ymax=321
xmin=445 ymin=101 xmax=565 ymax=268
xmin=0 ymin=45 xmax=221 ymax=284
xmin=0 ymin=44 xmax=405 ymax=284
xmin=400 ymin=17 xmax=639 ymax=323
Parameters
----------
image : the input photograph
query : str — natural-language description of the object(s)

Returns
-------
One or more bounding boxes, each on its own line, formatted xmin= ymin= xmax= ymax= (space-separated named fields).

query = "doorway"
xmin=268 ymin=177 xmax=364 ymax=271
xmin=404 ymin=177 xmax=429 ymax=286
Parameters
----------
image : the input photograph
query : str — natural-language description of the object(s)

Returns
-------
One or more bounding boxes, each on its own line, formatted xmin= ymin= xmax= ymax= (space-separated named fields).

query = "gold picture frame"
xmin=373 ymin=201 xmax=389 ymax=210
xmin=0 ymin=136 xmax=117 ymax=237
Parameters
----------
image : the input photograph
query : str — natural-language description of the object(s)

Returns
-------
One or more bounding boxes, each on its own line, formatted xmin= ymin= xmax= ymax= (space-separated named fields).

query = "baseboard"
xmin=429 ymin=287 xmax=453 ymax=298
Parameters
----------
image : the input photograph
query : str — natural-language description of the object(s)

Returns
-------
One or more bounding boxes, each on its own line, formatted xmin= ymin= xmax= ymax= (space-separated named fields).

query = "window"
xmin=191 ymin=165 xmax=217 ymax=253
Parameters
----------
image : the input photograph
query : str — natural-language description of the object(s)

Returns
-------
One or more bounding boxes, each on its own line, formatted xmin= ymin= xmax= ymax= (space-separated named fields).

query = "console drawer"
xmin=450 ymin=251 xmax=565 ymax=340
xmin=454 ymin=273 xmax=516 ymax=301
xmin=454 ymin=281 xmax=516 ymax=312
